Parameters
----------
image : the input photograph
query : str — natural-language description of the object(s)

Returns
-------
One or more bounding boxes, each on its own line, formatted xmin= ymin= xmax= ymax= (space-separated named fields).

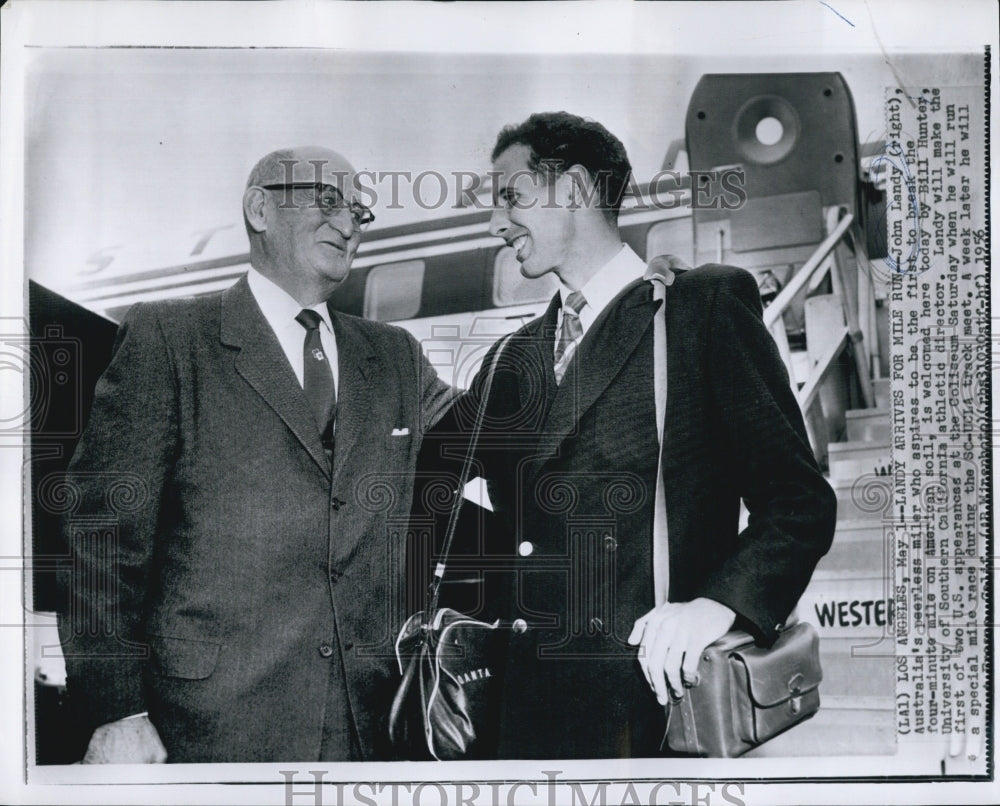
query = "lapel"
xmin=220 ymin=276 xmax=331 ymax=477
xmin=328 ymin=310 xmax=379 ymax=488
xmin=517 ymin=294 xmax=561 ymax=413
xmin=526 ymin=279 xmax=660 ymax=486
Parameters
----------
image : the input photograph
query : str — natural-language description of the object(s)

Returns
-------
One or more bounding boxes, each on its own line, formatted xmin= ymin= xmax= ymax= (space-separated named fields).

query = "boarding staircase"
xmin=748 ymin=378 xmax=896 ymax=757
xmin=740 ymin=209 xmax=897 ymax=757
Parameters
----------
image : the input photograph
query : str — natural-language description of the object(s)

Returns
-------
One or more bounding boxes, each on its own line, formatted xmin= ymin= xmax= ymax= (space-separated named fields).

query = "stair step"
xmin=828 ymin=441 xmax=891 ymax=479
xmin=845 ymin=408 xmax=891 ymax=442
xmin=828 ymin=440 xmax=891 ymax=458
xmin=798 ymin=573 xmax=893 ymax=638
xmin=816 ymin=534 xmax=888 ymax=575
xmin=744 ymin=704 xmax=896 ymax=756
xmin=817 ymin=520 xmax=889 ymax=575
xmin=833 ymin=520 xmax=886 ymax=540
xmin=827 ymin=476 xmax=892 ymax=520
xmin=828 ymin=457 xmax=892 ymax=481
xmin=822 ymin=695 xmax=896 ymax=710
xmin=819 ymin=638 xmax=896 ymax=699
xmin=808 ymin=568 xmax=890 ymax=584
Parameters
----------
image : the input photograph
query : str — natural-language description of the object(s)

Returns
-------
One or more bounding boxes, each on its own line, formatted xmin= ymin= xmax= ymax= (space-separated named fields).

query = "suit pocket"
xmin=148 ymin=634 xmax=222 ymax=680
xmin=386 ymin=433 xmax=413 ymax=464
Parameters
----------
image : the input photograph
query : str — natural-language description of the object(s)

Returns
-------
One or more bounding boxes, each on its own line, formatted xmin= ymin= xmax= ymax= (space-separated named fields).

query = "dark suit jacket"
xmin=58 ymin=276 xmax=452 ymax=762
xmin=420 ymin=264 xmax=836 ymax=758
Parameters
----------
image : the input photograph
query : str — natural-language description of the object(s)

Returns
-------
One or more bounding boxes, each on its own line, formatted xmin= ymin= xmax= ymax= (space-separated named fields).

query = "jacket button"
xmin=318 ymin=644 xmax=334 ymax=658
xmin=517 ymin=541 xmax=534 ymax=557
xmin=511 ymin=619 xmax=528 ymax=634
xmin=603 ymin=534 xmax=617 ymax=550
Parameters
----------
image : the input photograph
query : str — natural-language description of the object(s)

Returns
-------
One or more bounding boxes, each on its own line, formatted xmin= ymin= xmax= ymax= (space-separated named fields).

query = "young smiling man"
xmin=422 ymin=112 xmax=835 ymax=758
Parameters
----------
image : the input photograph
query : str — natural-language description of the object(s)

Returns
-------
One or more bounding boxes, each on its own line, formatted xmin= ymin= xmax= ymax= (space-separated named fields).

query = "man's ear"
xmin=243 ymin=187 xmax=269 ymax=234
xmin=564 ymin=164 xmax=596 ymax=212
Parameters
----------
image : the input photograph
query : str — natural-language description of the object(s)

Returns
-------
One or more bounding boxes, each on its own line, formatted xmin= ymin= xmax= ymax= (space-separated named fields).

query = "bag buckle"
xmin=787 ymin=672 xmax=805 ymax=714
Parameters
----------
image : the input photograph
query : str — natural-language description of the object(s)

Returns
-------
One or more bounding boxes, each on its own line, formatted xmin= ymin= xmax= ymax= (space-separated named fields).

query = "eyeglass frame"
xmin=260 ymin=183 xmax=375 ymax=231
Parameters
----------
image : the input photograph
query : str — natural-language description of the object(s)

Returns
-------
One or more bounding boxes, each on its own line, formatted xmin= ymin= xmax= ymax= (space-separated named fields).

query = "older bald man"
xmin=59 ymin=147 xmax=453 ymax=762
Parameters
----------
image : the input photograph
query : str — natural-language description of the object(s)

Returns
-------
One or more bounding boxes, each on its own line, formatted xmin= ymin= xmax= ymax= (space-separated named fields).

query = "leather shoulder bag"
xmin=388 ymin=334 xmax=514 ymax=761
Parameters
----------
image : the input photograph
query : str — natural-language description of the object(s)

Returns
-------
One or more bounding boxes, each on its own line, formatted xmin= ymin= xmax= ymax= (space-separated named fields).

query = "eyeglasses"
xmin=261 ymin=183 xmax=375 ymax=231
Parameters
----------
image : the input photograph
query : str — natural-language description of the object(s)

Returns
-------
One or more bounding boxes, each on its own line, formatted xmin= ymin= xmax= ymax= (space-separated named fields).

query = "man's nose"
xmin=489 ymin=207 xmax=509 ymax=238
xmin=329 ymin=207 xmax=356 ymax=238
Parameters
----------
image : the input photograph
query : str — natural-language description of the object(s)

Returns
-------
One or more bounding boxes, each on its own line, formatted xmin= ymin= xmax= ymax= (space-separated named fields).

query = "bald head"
xmin=246 ymin=146 xmax=356 ymax=189
xmin=246 ymin=149 xmax=294 ymax=189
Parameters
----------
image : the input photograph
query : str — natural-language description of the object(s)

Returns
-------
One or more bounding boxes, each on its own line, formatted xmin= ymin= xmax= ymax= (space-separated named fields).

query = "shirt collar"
xmin=558 ymin=244 xmax=647 ymax=322
xmin=247 ymin=267 xmax=334 ymax=333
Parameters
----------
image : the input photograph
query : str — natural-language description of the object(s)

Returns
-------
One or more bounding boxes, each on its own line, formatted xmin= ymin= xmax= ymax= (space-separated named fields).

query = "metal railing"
xmin=762 ymin=207 xmax=876 ymax=461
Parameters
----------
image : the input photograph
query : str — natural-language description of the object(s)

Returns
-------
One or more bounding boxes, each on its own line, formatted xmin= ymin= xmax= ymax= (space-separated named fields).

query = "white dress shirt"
xmin=556 ymin=244 xmax=648 ymax=348
xmin=247 ymin=267 xmax=339 ymax=395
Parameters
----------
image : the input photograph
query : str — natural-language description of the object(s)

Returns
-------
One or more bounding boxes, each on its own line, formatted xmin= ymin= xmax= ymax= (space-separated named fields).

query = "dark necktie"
xmin=553 ymin=290 xmax=586 ymax=383
xmin=295 ymin=309 xmax=337 ymax=445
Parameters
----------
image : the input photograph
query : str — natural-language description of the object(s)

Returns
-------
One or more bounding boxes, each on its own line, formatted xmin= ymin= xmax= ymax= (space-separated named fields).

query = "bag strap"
xmin=644 ymin=256 xmax=676 ymax=607
xmin=424 ymin=332 xmax=516 ymax=621
xmin=663 ymin=691 xmax=702 ymax=752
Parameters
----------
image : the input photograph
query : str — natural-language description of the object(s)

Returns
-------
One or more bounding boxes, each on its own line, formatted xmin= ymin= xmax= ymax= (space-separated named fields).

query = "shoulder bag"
xmin=388 ymin=334 xmax=514 ymax=761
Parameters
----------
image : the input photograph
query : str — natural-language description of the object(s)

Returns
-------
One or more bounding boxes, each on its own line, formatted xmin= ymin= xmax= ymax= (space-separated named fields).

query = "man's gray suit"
xmin=59 ymin=276 xmax=451 ymax=762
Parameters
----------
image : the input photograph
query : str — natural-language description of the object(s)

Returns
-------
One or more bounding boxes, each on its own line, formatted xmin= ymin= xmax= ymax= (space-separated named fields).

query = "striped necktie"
xmin=553 ymin=290 xmax=586 ymax=384
xmin=295 ymin=309 xmax=337 ymax=445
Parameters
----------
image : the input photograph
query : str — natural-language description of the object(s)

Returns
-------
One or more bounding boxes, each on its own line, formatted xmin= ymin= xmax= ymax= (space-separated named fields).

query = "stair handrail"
xmin=760 ymin=207 xmax=879 ymax=463
xmin=762 ymin=211 xmax=855 ymax=330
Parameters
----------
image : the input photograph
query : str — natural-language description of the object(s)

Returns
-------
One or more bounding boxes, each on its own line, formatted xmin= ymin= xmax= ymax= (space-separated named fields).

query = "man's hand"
xmin=628 ymin=598 xmax=737 ymax=705
xmin=82 ymin=715 xmax=167 ymax=764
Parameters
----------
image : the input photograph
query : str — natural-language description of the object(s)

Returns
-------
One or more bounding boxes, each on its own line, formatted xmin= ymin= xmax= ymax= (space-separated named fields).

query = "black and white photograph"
xmin=1 ymin=1 xmax=996 ymax=804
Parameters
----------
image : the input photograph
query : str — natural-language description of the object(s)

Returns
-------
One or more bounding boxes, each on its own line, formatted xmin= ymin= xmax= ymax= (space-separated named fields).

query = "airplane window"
xmin=492 ymin=246 xmax=559 ymax=307
xmin=646 ymin=220 xmax=694 ymax=268
xmin=364 ymin=260 xmax=424 ymax=321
